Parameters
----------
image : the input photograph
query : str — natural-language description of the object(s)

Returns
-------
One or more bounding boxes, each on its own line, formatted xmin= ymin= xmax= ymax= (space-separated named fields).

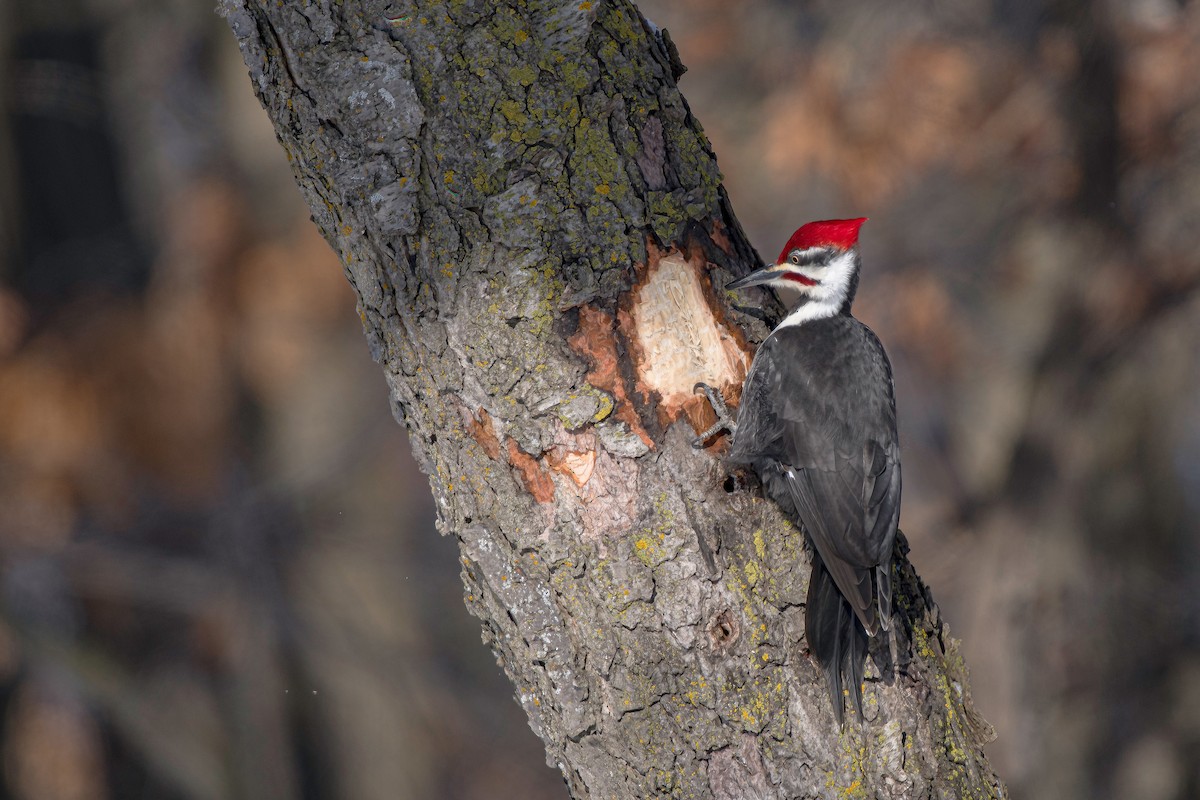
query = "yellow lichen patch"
xmin=744 ymin=559 xmax=761 ymax=587
xmin=753 ymin=528 xmax=767 ymax=560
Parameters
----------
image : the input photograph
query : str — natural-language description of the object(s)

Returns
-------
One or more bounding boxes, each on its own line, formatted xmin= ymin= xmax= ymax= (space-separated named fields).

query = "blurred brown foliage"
xmin=0 ymin=1 xmax=1198 ymax=799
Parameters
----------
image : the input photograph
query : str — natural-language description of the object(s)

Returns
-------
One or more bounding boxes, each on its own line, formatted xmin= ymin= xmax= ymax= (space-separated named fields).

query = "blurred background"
xmin=0 ymin=0 xmax=1197 ymax=798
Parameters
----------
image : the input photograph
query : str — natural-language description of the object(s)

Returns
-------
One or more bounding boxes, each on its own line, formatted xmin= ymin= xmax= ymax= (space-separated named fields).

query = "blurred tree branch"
xmin=220 ymin=1 xmax=1005 ymax=796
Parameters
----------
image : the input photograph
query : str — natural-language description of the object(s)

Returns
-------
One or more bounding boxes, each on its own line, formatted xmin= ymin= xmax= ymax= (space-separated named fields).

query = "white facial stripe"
xmin=774 ymin=249 xmax=857 ymax=330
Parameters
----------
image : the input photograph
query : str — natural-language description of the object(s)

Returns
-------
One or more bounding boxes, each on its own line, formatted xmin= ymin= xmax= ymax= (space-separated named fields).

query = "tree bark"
xmin=220 ymin=1 xmax=1005 ymax=797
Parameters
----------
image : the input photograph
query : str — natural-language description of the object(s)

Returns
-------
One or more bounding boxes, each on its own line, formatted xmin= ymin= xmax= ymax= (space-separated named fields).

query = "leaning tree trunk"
xmin=221 ymin=1 xmax=1005 ymax=797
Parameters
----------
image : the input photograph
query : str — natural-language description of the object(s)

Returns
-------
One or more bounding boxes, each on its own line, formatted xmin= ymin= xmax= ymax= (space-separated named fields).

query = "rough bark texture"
xmin=220 ymin=1 xmax=1005 ymax=797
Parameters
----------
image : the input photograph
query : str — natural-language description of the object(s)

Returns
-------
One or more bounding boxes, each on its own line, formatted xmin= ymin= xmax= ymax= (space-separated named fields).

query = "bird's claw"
xmin=691 ymin=382 xmax=737 ymax=448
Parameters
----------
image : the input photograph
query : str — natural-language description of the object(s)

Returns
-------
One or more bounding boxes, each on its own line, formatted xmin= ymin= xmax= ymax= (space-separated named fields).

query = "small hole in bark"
xmin=430 ymin=434 xmax=437 ymax=443
xmin=722 ymin=475 xmax=737 ymax=493
xmin=505 ymin=317 xmax=521 ymax=328
xmin=707 ymin=609 xmax=740 ymax=652
xmin=464 ymin=516 xmax=472 ymax=524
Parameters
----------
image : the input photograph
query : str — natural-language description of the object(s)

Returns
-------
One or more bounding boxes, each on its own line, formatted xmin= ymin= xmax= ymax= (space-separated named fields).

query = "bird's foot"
xmin=691 ymin=382 xmax=738 ymax=448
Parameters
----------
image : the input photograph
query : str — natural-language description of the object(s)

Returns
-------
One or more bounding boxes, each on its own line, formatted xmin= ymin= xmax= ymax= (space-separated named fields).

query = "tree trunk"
xmin=219 ymin=1 xmax=1005 ymax=797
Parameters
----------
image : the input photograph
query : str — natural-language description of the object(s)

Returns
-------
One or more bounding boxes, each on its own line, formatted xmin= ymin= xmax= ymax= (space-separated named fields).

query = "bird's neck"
xmin=774 ymin=296 xmax=847 ymax=331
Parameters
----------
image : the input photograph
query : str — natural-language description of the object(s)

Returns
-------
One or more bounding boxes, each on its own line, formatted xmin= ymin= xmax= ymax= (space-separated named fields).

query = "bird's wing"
xmin=781 ymin=439 xmax=900 ymax=634
xmin=728 ymin=337 xmax=787 ymax=464
xmin=739 ymin=323 xmax=901 ymax=635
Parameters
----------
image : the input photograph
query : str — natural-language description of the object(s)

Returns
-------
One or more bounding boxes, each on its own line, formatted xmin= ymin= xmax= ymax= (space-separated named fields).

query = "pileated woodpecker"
xmin=696 ymin=217 xmax=900 ymax=723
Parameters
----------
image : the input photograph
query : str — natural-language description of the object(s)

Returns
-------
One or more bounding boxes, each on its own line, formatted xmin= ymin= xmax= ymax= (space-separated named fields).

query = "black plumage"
xmin=729 ymin=315 xmax=901 ymax=723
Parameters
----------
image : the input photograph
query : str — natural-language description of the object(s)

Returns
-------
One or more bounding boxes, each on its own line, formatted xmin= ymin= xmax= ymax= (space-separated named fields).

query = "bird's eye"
xmin=788 ymin=253 xmax=801 ymax=265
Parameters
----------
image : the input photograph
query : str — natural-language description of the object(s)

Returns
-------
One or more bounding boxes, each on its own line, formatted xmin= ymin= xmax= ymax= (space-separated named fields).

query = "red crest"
xmin=776 ymin=218 xmax=867 ymax=263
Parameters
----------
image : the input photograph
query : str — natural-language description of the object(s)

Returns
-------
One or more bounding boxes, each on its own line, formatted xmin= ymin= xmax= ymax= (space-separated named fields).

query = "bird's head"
xmin=728 ymin=217 xmax=867 ymax=319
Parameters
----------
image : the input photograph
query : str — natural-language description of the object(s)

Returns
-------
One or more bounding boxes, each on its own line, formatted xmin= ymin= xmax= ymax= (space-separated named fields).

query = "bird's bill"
xmin=726 ymin=264 xmax=782 ymax=290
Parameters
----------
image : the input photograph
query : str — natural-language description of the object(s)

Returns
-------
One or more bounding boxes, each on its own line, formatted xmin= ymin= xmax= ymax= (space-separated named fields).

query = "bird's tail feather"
xmin=806 ymin=554 xmax=868 ymax=724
